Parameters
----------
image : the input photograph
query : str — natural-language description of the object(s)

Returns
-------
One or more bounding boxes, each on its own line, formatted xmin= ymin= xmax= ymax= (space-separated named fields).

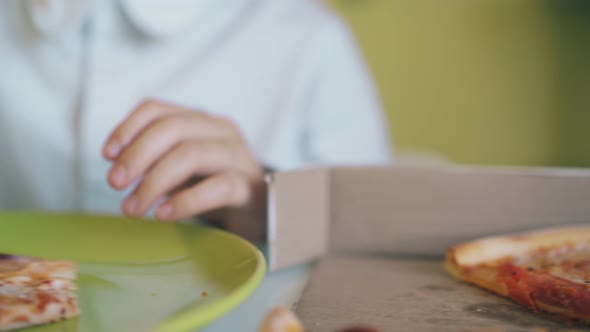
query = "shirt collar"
xmin=25 ymin=0 xmax=216 ymax=39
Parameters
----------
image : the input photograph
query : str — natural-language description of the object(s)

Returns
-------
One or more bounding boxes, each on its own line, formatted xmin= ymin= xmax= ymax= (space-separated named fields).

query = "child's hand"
xmin=102 ymin=99 xmax=267 ymax=240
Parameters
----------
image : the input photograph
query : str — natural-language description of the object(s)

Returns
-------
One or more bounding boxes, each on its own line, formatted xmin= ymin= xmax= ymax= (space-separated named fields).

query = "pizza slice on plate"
xmin=445 ymin=226 xmax=590 ymax=323
xmin=0 ymin=254 xmax=79 ymax=331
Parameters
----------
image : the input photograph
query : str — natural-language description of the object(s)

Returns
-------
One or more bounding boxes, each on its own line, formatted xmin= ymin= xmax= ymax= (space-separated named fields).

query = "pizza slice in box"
xmin=0 ymin=254 xmax=79 ymax=331
xmin=445 ymin=226 xmax=590 ymax=323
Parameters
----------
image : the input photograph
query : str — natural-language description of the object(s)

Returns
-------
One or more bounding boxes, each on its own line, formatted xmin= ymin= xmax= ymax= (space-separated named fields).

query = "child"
xmin=0 ymin=0 xmax=393 ymax=241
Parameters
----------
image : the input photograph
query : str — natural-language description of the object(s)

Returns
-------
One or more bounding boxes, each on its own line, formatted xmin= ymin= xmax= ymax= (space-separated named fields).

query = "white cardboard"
xmin=267 ymin=165 xmax=590 ymax=271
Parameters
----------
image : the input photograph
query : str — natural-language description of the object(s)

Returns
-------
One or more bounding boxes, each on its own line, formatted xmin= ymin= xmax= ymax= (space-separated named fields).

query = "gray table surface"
xmin=201 ymin=263 xmax=312 ymax=332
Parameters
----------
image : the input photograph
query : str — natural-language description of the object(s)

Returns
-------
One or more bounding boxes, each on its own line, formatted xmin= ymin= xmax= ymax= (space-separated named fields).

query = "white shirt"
xmin=0 ymin=0 xmax=393 ymax=215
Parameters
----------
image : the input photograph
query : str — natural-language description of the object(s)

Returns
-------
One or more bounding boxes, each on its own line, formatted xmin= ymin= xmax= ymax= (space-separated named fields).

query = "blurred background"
xmin=326 ymin=0 xmax=590 ymax=167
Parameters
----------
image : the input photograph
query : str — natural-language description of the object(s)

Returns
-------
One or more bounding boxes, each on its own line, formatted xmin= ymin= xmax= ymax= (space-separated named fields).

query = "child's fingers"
xmin=155 ymin=172 xmax=252 ymax=221
xmin=102 ymin=99 xmax=182 ymax=160
xmin=107 ymin=113 xmax=235 ymax=190
xmin=122 ymin=140 xmax=238 ymax=217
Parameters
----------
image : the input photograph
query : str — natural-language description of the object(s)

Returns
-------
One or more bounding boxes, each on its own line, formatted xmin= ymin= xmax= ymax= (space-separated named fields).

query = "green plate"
xmin=0 ymin=211 xmax=266 ymax=332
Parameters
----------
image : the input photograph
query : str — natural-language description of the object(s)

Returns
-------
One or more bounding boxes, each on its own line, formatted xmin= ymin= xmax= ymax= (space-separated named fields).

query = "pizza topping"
xmin=4 ymin=276 xmax=32 ymax=284
xmin=10 ymin=315 xmax=27 ymax=324
xmin=36 ymin=292 xmax=53 ymax=311
xmin=37 ymin=278 xmax=74 ymax=292
xmin=527 ymin=273 xmax=590 ymax=316
xmin=498 ymin=264 xmax=536 ymax=311
xmin=465 ymin=260 xmax=590 ymax=317
xmin=514 ymin=245 xmax=590 ymax=284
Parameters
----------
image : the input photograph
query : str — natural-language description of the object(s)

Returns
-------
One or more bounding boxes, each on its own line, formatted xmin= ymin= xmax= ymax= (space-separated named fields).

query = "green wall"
xmin=327 ymin=0 xmax=590 ymax=167
xmin=552 ymin=2 xmax=590 ymax=167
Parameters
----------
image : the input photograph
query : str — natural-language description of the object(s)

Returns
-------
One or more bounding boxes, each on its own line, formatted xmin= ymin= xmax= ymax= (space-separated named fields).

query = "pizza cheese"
xmin=0 ymin=255 xmax=79 ymax=331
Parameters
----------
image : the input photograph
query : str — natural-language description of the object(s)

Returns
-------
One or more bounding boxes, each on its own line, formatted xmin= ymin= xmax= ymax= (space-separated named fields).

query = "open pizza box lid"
xmin=265 ymin=165 xmax=590 ymax=331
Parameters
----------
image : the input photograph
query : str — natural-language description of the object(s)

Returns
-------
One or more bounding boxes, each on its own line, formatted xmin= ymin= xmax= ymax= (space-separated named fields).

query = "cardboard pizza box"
xmin=265 ymin=165 xmax=590 ymax=331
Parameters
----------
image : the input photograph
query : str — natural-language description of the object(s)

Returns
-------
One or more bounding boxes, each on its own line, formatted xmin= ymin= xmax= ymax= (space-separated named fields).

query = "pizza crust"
xmin=0 ymin=257 xmax=76 ymax=280
xmin=444 ymin=257 xmax=509 ymax=297
xmin=446 ymin=225 xmax=590 ymax=267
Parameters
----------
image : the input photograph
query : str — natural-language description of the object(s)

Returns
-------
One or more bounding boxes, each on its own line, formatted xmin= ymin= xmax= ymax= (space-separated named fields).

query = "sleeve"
xmin=301 ymin=14 xmax=395 ymax=166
